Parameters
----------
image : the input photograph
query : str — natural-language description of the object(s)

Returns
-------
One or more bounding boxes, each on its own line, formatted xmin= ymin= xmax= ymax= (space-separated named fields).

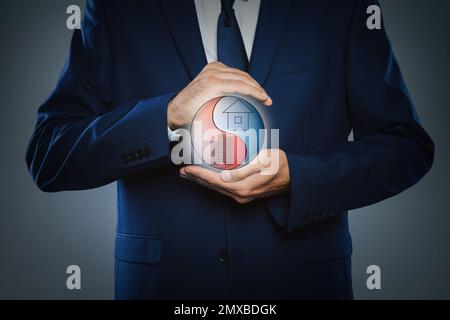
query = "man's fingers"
xmin=221 ymin=163 xmax=262 ymax=183
xmin=205 ymin=62 xmax=249 ymax=78
xmin=180 ymin=167 xmax=256 ymax=204
xmin=217 ymin=80 xmax=271 ymax=105
xmin=212 ymin=71 xmax=261 ymax=89
xmin=215 ymin=67 xmax=260 ymax=86
xmin=202 ymin=62 xmax=272 ymax=106
xmin=220 ymin=150 xmax=275 ymax=183
xmin=203 ymin=61 xmax=226 ymax=70
xmin=181 ymin=171 xmax=224 ymax=193
xmin=180 ymin=166 xmax=248 ymax=199
xmin=181 ymin=173 xmax=249 ymax=203
xmin=180 ymin=166 xmax=224 ymax=188
xmin=202 ymin=71 xmax=263 ymax=94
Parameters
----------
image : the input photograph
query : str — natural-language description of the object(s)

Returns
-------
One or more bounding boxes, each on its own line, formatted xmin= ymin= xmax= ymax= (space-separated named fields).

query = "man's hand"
xmin=179 ymin=150 xmax=290 ymax=204
xmin=167 ymin=61 xmax=272 ymax=130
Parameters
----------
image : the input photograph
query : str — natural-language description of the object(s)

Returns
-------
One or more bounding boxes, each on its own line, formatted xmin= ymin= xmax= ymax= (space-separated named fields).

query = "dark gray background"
xmin=0 ymin=0 xmax=449 ymax=300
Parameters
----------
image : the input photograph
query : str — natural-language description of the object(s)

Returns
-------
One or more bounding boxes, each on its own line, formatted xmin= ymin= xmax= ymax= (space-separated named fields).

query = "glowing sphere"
xmin=190 ymin=95 xmax=266 ymax=171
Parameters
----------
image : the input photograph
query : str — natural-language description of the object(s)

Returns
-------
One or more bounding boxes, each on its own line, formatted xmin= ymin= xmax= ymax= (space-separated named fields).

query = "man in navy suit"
xmin=26 ymin=0 xmax=434 ymax=299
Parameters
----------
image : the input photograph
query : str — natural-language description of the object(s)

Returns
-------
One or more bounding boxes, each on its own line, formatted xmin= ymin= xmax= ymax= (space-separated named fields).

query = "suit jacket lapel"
xmin=159 ymin=0 xmax=292 ymax=85
xmin=249 ymin=0 xmax=293 ymax=86
xmin=158 ymin=0 xmax=208 ymax=80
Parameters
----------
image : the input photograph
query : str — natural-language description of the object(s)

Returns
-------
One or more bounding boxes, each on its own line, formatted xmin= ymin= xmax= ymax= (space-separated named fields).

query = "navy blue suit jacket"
xmin=26 ymin=0 xmax=434 ymax=299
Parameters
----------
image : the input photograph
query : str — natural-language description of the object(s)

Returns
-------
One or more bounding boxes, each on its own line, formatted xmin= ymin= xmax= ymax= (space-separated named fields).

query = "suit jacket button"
xmin=128 ymin=152 xmax=138 ymax=161
xmin=218 ymin=249 xmax=229 ymax=263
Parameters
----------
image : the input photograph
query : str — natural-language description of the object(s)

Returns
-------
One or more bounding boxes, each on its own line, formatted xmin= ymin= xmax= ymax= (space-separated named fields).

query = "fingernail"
xmin=221 ymin=170 xmax=232 ymax=182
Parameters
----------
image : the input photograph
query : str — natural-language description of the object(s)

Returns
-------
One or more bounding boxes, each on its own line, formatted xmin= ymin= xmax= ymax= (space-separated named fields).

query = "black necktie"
xmin=217 ymin=0 xmax=249 ymax=71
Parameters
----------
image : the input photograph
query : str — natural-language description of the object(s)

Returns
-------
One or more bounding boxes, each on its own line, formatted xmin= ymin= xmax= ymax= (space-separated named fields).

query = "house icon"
xmin=223 ymin=98 xmax=254 ymax=131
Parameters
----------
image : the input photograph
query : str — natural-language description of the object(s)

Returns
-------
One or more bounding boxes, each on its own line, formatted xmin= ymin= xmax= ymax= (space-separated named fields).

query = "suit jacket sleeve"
xmin=26 ymin=0 xmax=174 ymax=192
xmin=268 ymin=0 xmax=434 ymax=232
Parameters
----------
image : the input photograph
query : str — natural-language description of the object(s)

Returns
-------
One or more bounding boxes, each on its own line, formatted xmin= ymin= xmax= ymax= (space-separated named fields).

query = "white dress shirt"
xmin=168 ymin=0 xmax=261 ymax=141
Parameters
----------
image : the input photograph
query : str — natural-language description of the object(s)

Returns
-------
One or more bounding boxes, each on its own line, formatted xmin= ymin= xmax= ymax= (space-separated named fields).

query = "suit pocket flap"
xmin=296 ymin=231 xmax=352 ymax=265
xmin=115 ymin=233 xmax=162 ymax=265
